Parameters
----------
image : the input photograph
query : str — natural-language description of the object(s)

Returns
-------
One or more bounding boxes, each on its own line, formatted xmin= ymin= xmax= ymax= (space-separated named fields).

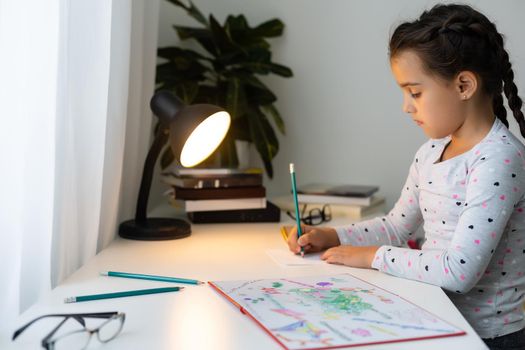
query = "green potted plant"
xmin=156 ymin=0 xmax=293 ymax=178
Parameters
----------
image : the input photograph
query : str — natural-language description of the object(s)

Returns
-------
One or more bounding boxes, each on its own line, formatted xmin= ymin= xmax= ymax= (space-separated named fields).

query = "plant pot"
xmin=235 ymin=140 xmax=251 ymax=169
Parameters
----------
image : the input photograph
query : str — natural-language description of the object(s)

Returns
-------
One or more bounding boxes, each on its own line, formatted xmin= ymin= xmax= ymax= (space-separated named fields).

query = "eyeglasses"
xmin=286 ymin=204 xmax=332 ymax=226
xmin=12 ymin=312 xmax=125 ymax=350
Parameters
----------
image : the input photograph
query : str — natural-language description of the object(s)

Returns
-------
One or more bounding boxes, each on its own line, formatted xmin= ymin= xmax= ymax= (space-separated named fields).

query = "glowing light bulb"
xmin=180 ymin=111 xmax=231 ymax=167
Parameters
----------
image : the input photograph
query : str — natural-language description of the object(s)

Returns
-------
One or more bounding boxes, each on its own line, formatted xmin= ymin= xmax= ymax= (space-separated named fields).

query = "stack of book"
xmin=161 ymin=167 xmax=280 ymax=223
xmin=272 ymin=183 xmax=385 ymax=220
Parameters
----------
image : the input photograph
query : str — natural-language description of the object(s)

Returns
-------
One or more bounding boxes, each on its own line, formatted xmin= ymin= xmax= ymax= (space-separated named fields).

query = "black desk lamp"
xmin=119 ymin=91 xmax=231 ymax=240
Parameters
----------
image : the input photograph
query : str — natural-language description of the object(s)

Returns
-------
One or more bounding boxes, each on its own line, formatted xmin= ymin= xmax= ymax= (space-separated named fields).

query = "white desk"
xmin=3 ymin=216 xmax=488 ymax=349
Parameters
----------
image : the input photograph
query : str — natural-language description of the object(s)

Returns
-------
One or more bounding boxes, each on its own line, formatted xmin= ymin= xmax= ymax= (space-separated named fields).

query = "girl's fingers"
xmin=322 ymin=246 xmax=341 ymax=260
xmin=289 ymin=226 xmax=319 ymax=255
xmin=297 ymin=231 xmax=318 ymax=250
xmin=287 ymin=225 xmax=309 ymax=253
xmin=297 ymin=234 xmax=308 ymax=247
xmin=325 ymin=256 xmax=344 ymax=265
xmin=321 ymin=247 xmax=333 ymax=260
xmin=322 ymin=248 xmax=340 ymax=264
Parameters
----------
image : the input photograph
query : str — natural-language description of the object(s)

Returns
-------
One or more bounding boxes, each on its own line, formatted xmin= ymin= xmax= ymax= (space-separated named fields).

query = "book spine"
xmin=162 ymin=174 xmax=263 ymax=189
xmin=187 ymin=202 xmax=281 ymax=223
xmin=174 ymin=167 xmax=263 ymax=176
xmin=173 ymin=186 xmax=265 ymax=200
xmin=170 ymin=197 xmax=267 ymax=212
xmin=297 ymin=194 xmax=372 ymax=206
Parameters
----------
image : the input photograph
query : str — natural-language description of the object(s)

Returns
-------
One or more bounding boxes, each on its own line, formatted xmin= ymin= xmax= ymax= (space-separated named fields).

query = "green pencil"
xmin=64 ymin=287 xmax=183 ymax=303
xmin=100 ymin=271 xmax=204 ymax=285
xmin=290 ymin=163 xmax=304 ymax=257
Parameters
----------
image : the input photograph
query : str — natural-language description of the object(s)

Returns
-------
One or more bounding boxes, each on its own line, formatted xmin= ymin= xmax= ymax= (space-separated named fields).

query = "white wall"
xmin=154 ymin=0 xmax=525 ymax=210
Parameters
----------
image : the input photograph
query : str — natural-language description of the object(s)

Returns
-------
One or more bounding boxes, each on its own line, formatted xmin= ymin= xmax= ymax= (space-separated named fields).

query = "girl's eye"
xmin=410 ymin=92 xmax=421 ymax=98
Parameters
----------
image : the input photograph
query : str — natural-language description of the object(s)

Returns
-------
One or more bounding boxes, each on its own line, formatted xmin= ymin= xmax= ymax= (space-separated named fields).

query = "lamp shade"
xmin=150 ymin=91 xmax=231 ymax=167
xmin=118 ymin=91 xmax=231 ymax=240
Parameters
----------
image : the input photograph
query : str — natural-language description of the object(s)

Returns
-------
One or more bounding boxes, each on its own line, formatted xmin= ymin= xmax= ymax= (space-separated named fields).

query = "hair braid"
xmin=501 ymin=57 xmax=525 ymax=138
xmin=489 ymin=30 xmax=525 ymax=137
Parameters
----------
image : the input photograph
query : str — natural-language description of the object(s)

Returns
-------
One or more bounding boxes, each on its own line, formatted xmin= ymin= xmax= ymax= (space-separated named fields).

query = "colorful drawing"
xmin=210 ymin=273 xmax=464 ymax=350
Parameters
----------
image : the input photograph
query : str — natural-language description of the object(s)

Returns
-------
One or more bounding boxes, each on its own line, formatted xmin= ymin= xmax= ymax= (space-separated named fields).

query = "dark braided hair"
xmin=389 ymin=4 xmax=525 ymax=138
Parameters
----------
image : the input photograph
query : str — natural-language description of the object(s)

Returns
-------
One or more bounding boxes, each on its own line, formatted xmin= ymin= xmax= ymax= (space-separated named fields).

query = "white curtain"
xmin=0 ymin=0 xmax=159 ymax=335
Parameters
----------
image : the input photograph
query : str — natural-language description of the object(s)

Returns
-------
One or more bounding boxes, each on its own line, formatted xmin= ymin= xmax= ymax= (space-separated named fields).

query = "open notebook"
xmin=209 ymin=273 xmax=465 ymax=349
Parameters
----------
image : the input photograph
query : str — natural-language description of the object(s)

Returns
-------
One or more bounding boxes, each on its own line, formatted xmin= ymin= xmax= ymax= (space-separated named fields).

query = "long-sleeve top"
xmin=336 ymin=118 xmax=525 ymax=339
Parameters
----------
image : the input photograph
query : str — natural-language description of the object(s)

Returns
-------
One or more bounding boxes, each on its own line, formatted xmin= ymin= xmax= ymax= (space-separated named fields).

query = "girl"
xmin=287 ymin=4 xmax=525 ymax=349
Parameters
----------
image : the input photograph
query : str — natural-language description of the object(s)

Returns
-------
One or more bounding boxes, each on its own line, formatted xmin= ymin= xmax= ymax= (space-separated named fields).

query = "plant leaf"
xmin=253 ymin=19 xmax=284 ymax=38
xmin=179 ymin=83 xmax=200 ymax=104
xmin=229 ymin=117 xmax=251 ymax=141
xmin=247 ymin=47 xmax=271 ymax=63
xmin=225 ymin=14 xmax=249 ymax=35
xmin=155 ymin=61 xmax=206 ymax=81
xmin=193 ymin=85 xmax=221 ymax=105
xmin=209 ymin=14 xmax=238 ymax=56
xmin=155 ymin=51 xmax=209 ymax=80
xmin=235 ymin=60 xmax=292 ymax=77
xmin=226 ymin=70 xmax=269 ymax=90
xmin=186 ymin=0 xmax=208 ymax=26
xmin=269 ymin=63 xmax=293 ymax=77
xmin=166 ymin=0 xmax=208 ymax=26
xmin=155 ymin=59 xmax=208 ymax=99
xmin=157 ymin=46 xmax=208 ymax=61
xmin=262 ymin=104 xmax=285 ymax=134
xmin=226 ymin=77 xmax=241 ymax=120
xmin=245 ymin=85 xmax=277 ymax=105
xmin=225 ymin=15 xmax=261 ymax=50
xmin=165 ymin=0 xmax=188 ymax=10
xmin=237 ymin=62 xmax=270 ymax=75
xmin=174 ymin=25 xmax=217 ymax=56
xmin=247 ymin=107 xmax=279 ymax=178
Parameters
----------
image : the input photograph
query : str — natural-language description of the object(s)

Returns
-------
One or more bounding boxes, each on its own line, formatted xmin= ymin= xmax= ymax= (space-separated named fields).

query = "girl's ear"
xmin=455 ymin=71 xmax=478 ymax=100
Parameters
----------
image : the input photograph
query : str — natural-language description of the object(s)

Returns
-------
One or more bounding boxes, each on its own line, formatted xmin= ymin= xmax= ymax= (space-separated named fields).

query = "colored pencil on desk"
xmin=100 ymin=271 xmax=204 ymax=285
xmin=280 ymin=226 xmax=289 ymax=242
xmin=64 ymin=287 xmax=183 ymax=303
xmin=289 ymin=163 xmax=304 ymax=257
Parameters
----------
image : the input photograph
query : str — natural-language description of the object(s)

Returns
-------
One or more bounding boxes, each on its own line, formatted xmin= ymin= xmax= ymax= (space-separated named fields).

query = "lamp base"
xmin=118 ymin=218 xmax=191 ymax=240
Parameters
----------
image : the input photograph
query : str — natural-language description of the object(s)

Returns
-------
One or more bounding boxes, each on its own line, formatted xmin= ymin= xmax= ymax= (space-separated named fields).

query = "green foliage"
xmin=156 ymin=0 xmax=293 ymax=178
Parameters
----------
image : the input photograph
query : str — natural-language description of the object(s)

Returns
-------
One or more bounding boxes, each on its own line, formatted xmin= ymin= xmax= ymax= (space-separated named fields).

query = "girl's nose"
xmin=403 ymin=98 xmax=416 ymax=114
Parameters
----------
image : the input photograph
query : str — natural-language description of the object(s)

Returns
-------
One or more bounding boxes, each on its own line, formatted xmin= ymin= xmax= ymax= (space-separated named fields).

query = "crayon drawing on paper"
xmin=210 ymin=273 xmax=464 ymax=349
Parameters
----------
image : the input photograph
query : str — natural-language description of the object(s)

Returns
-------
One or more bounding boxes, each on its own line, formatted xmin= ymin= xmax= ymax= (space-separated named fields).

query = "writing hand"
xmin=287 ymin=225 xmax=340 ymax=255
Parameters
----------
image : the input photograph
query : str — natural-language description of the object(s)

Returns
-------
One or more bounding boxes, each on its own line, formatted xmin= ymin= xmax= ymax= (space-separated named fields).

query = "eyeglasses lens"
xmin=53 ymin=329 xmax=91 ymax=350
xmin=97 ymin=315 xmax=125 ymax=342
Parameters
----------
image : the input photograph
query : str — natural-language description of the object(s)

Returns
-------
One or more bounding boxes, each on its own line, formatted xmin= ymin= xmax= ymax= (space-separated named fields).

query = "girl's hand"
xmin=287 ymin=225 xmax=340 ymax=254
xmin=321 ymin=245 xmax=380 ymax=269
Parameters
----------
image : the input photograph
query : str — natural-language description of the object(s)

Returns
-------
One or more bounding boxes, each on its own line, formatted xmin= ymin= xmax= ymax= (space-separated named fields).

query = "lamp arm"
xmin=135 ymin=126 xmax=170 ymax=222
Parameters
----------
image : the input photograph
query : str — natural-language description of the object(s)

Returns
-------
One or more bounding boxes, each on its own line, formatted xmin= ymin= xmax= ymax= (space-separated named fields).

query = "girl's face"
xmin=390 ymin=50 xmax=465 ymax=139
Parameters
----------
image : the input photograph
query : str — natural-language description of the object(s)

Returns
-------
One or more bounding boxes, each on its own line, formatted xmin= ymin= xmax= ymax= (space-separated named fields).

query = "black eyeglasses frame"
xmin=286 ymin=204 xmax=332 ymax=226
xmin=12 ymin=311 xmax=125 ymax=350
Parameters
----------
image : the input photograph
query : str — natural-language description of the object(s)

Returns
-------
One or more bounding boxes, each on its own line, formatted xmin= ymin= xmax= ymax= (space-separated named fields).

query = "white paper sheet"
xmin=266 ymin=248 xmax=325 ymax=267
